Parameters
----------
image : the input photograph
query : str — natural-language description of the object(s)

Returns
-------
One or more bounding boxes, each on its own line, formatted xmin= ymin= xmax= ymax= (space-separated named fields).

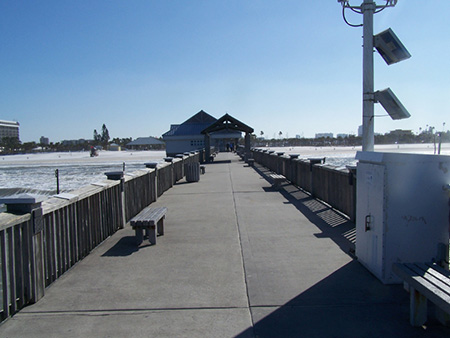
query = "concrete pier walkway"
xmin=1 ymin=153 xmax=449 ymax=337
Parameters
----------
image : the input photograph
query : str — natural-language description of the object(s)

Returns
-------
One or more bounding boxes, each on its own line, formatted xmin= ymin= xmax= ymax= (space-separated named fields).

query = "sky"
xmin=0 ymin=1 xmax=449 ymax=143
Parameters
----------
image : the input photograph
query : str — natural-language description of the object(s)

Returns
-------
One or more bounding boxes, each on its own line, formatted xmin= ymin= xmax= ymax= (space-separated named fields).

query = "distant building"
xmin=40 ymin=136 xmax=49 ymax=145
xmin=386 ymin=129 xmax=413 ymax=137
xmin=295 ymin=135 xmax=301 ymax=139
xmin=162 ymin=110 xmax=243 ymax=157
xmin=61 ymin=139 xmax=88 ymax=146
xmin=0 ymin=120 xmax=20 ymax=140
xmin=109 ymin=143 xmax=121 ymax=151
xmin=126 ymin=137 xmax=165 ymax=150
xmin=358 ymin=125 xmax=363 ymax=137
xmin=337 ymin=133 xmax=349 ymax=138
xmin=315 ymin=133 xmax=333 ymax=139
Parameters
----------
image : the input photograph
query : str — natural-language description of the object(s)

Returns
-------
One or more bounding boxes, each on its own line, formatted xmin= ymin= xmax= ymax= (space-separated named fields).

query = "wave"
xmin=0 ymin=187 xmax=55 ymax=198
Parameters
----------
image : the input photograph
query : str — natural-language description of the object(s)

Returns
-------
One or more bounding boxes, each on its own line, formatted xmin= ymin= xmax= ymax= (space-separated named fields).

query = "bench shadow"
xmin=207 ymin=160 xmax=231 ymax=164
xmin=234 ymin=260 xmax=450 ymax=338
xmin=253 ymin=163 xmax=356 ymax=256
xmin=101 ymin=236 xmax=149 ymax=256
xmin=175 ymin=180 xmax=198 ymax=186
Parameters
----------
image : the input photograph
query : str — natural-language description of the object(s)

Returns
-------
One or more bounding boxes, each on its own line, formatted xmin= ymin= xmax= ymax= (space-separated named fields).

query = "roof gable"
xmin=201 ymin=113 xmax=253 ymax=134
xmin=182 ymin=110 xmax=217 ymax=124
xmin=162 ymin=110 xmax=217 ymax=137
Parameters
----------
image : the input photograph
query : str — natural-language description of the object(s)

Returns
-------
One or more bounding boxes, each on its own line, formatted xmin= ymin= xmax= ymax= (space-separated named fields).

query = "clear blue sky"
xmin=1 ymin=1 xmax=449 ymax=143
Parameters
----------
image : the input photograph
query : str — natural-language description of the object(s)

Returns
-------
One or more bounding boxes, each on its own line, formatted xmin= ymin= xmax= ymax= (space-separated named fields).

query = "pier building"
xmin=162 ymin=110 xmax=242 ymax=156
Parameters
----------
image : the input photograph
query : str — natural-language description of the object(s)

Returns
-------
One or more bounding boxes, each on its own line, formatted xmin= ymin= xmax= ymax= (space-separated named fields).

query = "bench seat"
xmin=130 ymin=206 xmax=167 ymax=245
xmin=393 ymin=262 xmax=450 ymax=327
xmin=269 ymin=174 xmax=285 ymax=188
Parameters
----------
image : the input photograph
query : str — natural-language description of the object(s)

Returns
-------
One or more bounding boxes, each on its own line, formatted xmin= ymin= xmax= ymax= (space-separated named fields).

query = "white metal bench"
xmin=269 ymin=174 xmax=285 ymax=189
xmin=392 ymin=262 xmax=450 ymax=327
xmin=130 ymin=206 xmax=167 ymax=245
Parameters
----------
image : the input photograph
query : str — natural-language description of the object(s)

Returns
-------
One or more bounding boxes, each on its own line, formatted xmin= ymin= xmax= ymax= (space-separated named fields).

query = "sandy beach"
xmin=259 ymin=143 xmax=450 ymax=157
xmin=1 ymin=144 xmax=449 ymax=166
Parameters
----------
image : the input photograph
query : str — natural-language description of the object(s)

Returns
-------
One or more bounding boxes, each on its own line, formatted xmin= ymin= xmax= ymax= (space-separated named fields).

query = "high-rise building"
xmin=315 ymin=133 xmax=333 ymax=139
xmin=0 ymin=120 xmax=20 ymax=140
xmin=40 ymin=136 xmax=50 ymax=145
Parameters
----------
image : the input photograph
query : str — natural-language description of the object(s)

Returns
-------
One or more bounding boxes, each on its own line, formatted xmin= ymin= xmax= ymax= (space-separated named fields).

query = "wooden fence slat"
xmin=7 ymin=228 xmax=16 ymax=314
xmin=1 ymin=230 xmax=10 ymax=320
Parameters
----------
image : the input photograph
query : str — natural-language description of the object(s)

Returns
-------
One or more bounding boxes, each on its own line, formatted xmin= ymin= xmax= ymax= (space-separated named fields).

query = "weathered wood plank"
xmin=393 ymin=263 xmax=450 ymax=326
xmin=1 ymin=230 xmax=10 ymax=319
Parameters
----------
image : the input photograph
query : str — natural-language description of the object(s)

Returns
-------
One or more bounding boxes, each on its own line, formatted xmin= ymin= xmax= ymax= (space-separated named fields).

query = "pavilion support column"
xmin=204 ymin=134 xmax=211 ymax=163
xmin=244 ymin=132 xmax=251 ymax=162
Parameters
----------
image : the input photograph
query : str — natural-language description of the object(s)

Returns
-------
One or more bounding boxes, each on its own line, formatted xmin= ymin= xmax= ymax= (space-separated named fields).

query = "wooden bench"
xmin=392 ymin=262 xmax=450 ymax=327
xmin=130 ymin=206 xmax=167 ymax=245
xmin=269 ymin=174 xmax=285 ymax=189
xmin=247 ymin=158 xmax=255 ymax=167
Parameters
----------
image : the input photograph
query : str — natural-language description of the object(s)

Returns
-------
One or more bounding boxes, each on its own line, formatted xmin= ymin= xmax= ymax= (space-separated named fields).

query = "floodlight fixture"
xmin=375 ymin=88 xmax=410 ymax=120
xmin=374 ymin=28 xmax=411 ymax=65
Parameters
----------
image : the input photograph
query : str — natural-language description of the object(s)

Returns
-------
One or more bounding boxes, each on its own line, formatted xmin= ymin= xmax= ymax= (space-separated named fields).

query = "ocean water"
xmin=0 ymin=162 xmax=150 ymax=196
xmin=0 ymin=150 xmax=167 ymax=198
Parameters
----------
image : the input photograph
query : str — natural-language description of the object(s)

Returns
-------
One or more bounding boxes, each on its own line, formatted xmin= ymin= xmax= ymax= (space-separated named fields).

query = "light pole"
xmin=362 ymin=0 xmax=375 ymax=151
xmin=338 ymin=0 xmax=409 ymax=152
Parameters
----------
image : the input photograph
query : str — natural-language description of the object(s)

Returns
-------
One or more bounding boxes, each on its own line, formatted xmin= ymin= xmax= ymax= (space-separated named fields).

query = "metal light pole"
xmin=338 ymin=0 xmax=404 ymax=152
xmin=362 ymin=0 xmax=375 ymax=151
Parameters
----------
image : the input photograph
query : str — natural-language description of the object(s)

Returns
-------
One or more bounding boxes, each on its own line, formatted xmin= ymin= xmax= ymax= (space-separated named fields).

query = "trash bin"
xmin=185 ymin=162 xmax=200 ymax=182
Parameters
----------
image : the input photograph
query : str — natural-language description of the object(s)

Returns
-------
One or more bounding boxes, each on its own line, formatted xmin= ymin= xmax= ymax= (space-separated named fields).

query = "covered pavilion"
xmin=201 ymin=113 xmax=254 ymax=162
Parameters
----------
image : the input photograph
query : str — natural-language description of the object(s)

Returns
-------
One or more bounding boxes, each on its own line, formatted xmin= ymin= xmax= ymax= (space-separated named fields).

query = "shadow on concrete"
xmin=253 ymin=163 xmax=356 ymax=256
xmin=279 ymin=185 xmax=356 ymax=256
xmin=235 ymin=260 xmax=449 ymax=338
xmin=101 ymin=236 xmax=144 ymax=256
xmin=207 ymin=160 xmax=232 ymax=164
xmin=239 ymin=163 xmax=450 ymax=337
xmin=174 ymin=180 xmax=198 ymax=186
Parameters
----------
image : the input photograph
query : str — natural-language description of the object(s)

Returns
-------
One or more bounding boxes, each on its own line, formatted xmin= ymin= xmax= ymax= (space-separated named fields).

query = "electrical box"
xmin=355 ymin=151 xmax=450 ymax=284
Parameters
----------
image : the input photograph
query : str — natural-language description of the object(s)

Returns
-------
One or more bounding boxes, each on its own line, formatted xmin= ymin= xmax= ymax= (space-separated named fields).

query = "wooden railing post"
xmin=0 ymin=195 xmax=46 ymax=303
xmin=105 ymin=171 xmax=125 ymax=229
xmin=31 ymin=205 xmax=45 ymax=303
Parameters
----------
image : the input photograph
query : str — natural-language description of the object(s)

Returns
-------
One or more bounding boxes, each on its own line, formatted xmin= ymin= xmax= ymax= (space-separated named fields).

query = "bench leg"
xmin=157 ymin=217 xmax=165 ymax=236
xmin=410 ymin=287 xmax=427 ymax=327
xmin=135 ymin=228 xmax=143 ymax=246
xmin=148 ymin=225 xmax=157 ymax=245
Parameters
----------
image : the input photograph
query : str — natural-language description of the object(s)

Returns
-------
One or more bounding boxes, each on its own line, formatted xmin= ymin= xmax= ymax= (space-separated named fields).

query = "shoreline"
xmin=1 ymin=143 xmax=449 ymax=166
xmin=257 ymin=142 xmax=450 ymax=157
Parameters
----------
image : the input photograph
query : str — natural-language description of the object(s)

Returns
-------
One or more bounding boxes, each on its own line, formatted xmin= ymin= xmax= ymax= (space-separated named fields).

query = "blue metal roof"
xmin=127 ymin=137 xmax=164 ymax=146
xmin=162 ymin=110 xmax=217 ymax=137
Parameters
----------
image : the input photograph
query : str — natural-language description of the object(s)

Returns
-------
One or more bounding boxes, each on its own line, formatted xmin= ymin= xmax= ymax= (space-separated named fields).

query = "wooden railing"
xmin=0 ymin=152 xmax=200 ymax=323
xmin=252 ymin=149 xmax=356 ymax=221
